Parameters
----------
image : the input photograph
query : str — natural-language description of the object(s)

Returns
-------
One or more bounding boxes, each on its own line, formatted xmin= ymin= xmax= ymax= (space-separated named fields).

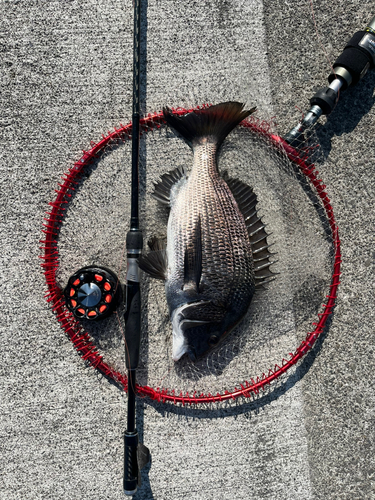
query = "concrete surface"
xmin=0 ymin=1 xmax=374 ymax=499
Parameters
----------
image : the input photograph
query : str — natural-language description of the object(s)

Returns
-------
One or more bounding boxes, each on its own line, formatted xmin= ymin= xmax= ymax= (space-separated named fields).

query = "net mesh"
xmin=41 ymin=108 xmax=340 ymax=404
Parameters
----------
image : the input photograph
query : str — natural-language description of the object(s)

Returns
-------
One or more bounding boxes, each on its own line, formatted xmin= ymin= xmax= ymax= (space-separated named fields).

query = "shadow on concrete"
xmin=145 ymin=312 xmax=332 ymax=420
xmin=315 ymin=70 xmax=375 ymax=161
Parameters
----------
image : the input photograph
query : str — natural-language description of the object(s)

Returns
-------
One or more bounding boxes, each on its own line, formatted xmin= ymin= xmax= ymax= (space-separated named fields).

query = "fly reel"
xmin=64 ymin=266 xmax=122 ymax=321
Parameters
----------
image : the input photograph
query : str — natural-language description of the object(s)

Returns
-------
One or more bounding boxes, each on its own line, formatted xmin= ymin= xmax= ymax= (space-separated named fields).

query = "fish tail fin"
xmin=163 ymin=102 xmax=256 ymax=149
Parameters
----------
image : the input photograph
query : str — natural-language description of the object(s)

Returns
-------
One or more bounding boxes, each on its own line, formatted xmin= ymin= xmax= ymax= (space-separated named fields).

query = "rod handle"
xmin=124 ymin=431 xmax=139 ymax=496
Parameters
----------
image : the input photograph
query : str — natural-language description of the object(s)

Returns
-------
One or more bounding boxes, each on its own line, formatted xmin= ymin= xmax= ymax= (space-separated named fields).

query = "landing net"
xmin=41 ymin=106 xmax=341 ymax=405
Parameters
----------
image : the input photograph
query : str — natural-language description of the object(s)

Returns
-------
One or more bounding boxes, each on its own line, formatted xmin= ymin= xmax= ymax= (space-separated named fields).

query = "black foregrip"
xmin=330 ymin=30 xmax=375 ymax=85
xmin=126 ymin=229 xmax=143 ymax=250
xmin=124 ymin=283 xmax=141 ymax=370
xmin=124 ymin=431 xmax=139 ymax=495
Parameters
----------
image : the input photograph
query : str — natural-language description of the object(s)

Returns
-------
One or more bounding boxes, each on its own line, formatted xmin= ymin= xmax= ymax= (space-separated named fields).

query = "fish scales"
xmin=139 ymin=102 xmax=262 ymax=361
xmin=168 ymin=141 xmax=254 ymax=304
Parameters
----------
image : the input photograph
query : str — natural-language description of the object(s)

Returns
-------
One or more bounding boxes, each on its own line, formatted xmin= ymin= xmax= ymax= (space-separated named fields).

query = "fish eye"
xmin=209 ymin=335 xmax=219 ymax=346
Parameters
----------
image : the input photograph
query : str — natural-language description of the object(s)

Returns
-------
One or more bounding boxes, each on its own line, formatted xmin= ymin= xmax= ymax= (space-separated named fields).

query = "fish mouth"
xmin=171 ymin=327 xmax=187 ymax=362
xmin=171 ymin=302 xmax=210 ymax=362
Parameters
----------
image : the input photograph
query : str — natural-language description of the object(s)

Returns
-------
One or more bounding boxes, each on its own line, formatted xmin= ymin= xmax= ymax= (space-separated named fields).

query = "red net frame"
xmin=41 ymin=106 xmax=341 ymax=405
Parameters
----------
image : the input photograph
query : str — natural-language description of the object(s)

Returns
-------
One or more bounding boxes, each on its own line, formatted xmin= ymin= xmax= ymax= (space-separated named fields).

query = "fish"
xmin=139 ymin=102 xmax=275 ymax=362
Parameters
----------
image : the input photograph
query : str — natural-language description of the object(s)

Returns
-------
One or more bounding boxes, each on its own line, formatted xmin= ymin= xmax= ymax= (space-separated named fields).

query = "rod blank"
xmin=123 ymin=0 xmax=148 ymax=495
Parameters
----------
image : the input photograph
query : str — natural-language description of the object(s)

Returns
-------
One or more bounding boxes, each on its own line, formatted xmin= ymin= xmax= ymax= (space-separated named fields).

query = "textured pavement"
xmin=1 ymin=1 xmax=374 ymax=499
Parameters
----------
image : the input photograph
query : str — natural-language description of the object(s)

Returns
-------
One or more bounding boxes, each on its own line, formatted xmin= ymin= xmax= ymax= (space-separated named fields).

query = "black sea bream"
xmin=139 ymin=102 xmax=275 ymax=361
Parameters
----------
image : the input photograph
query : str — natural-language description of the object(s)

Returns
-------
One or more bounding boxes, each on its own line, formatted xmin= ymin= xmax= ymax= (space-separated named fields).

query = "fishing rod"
xmin=123 ymin=0 xmax=149 ymax=495
xmin=284 ymin=15 xmax=375 ymax=146
xmin=56 ymin=0 xmax=150 ymax=492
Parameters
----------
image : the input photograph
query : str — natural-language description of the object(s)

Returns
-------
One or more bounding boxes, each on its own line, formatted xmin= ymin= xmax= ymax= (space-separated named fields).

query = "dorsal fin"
xmin=183 ymin=217 xmax=202 ymax=293
xmin=152 ymin=166 xmax=186 ymax=205
xmin=138 ymin=237 xmax=167 ymax=280
xmin=223 ymin=172 xmax=277 ymax=285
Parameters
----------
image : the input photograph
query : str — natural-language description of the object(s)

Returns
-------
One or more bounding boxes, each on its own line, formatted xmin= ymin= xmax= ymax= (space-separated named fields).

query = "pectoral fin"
xmin=138 ymin=237 xmax=167 ymax=280
xmin=183 ymin=217 xmax=202 ymax=293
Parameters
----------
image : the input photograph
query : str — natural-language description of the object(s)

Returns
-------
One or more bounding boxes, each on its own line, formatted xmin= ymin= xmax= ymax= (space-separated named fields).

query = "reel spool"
xmin=63 ymin=266 xmax=122 ymax=321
